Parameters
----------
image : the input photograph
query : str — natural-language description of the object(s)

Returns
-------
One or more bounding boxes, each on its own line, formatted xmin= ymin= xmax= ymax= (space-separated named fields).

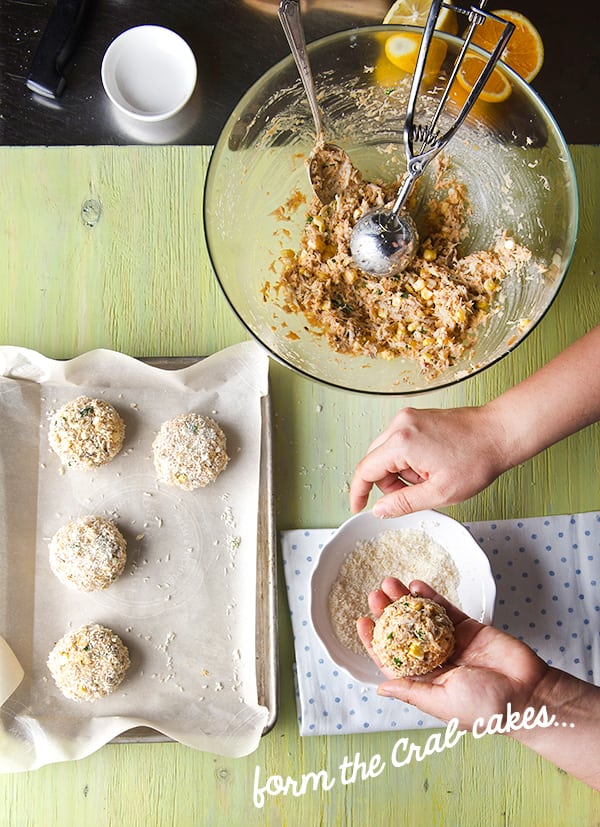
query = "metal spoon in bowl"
xmin=349 ymin=0 xmax=515 ymax=277
xmin=278 ymin=0 xmax=354 ymax=204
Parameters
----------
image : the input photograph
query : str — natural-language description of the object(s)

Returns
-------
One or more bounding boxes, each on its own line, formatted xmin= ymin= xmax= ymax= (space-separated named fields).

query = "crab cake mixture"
xmin=47 ymin=623 xmax=130 ymax=702
xmin=152 ymin=413 xmax=229 ymax=490
xmin=267 ymin=156 xmax=533 ymax=376
xmin=48 ymin=396 xmax=125 ymax=468
xmin=372 ymin=595 xmax=455 ymax=677
xmin=49 ymin=516 xmax=127 ymax=592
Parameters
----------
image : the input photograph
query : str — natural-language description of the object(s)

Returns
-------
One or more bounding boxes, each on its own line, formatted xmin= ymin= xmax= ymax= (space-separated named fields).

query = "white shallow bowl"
xmin=101 ymin=25 xmax=197 ymax=122
xmin=310 ymin=510 xmax=496 ymax=685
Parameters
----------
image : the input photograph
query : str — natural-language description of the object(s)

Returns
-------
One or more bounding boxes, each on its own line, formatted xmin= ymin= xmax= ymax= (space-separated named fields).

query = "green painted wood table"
xmin=1 ymin=144 xmax=599 ymax=826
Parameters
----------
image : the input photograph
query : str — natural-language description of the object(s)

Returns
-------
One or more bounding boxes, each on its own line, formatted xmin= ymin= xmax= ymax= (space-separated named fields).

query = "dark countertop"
xmin=1 ymin=0 xmax=598 ymax=146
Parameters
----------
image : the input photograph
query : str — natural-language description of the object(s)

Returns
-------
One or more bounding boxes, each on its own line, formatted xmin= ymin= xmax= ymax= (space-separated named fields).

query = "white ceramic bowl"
xmin=101 ymin=25 xmax=197 ymax=122
xmin=310 ymin=509 xmax=496 ymax=684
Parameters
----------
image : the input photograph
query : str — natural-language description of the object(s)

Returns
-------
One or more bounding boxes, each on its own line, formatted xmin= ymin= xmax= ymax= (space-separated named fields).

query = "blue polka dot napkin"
xmin=281 ymin=512 xmax=600 ymax=736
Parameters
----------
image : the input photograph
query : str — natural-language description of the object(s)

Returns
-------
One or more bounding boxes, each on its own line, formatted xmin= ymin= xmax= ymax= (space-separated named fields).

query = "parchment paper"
xmin=0 ymin=343 xmax=270 ymax=771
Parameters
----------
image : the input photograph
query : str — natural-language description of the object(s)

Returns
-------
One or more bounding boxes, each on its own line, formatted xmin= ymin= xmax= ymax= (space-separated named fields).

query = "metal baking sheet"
xmin=111 ymin=356 xmax=278 ymax=742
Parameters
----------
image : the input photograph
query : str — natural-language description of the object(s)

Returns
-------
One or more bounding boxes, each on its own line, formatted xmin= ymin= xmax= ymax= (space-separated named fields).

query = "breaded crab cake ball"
xmin=47 ymin=623 xmax=130 ymax=702
xmin=152 ymin=413 xmax=229 ymax=490
xmin=48 ymin=396 xmax=125 ymax=469
xmin=372 ymin=595 xmax=455 ymax=677
xmin=49 ymin=516 xmax=127 ymax=592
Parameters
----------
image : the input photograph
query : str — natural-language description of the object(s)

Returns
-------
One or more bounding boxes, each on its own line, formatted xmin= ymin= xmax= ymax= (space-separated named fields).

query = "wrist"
xmin=506 ymin=665 xmax=563 ymax=737
xmin=506 ymin=667 xmax=600 ymax=790
xmin=476 ymin=400 xmax=518 ymax=477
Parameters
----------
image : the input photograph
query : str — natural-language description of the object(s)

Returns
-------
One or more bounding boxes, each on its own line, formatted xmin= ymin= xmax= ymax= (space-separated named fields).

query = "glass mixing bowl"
xmin=204 ymin=25 xmax=578 ymax=395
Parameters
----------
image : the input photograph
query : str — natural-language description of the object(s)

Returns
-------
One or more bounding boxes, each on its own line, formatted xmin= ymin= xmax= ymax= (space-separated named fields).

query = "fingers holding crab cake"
xmin=47 ymin=623 xmax=130 ymax=702
xmin=48 ymin=396 xmax=125 ymax=469
xmin=152 ymin=413 xmax=229 ymax=490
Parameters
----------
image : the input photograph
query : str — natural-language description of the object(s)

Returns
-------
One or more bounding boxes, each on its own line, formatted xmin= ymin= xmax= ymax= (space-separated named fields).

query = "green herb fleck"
xmin=332 ymin=296 xmax=354 ymax=313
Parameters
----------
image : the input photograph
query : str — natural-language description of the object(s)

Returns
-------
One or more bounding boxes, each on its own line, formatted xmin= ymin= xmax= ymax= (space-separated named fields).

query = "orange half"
xmin=456 ymin=54 xmax=512 ymax=103
xmin=471 ymin=8 xmax=544 ymax=82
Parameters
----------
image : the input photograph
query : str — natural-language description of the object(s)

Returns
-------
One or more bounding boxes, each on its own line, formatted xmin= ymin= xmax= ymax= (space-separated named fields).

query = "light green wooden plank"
xmin=1 ymin=146 xmax=245 ymax=359
xmin=0 ymin=145 xmax=599 ymax=826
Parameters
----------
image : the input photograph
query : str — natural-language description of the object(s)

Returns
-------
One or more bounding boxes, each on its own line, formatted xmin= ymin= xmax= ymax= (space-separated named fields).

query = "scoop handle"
xmin=278 ymin=0 xmax=325 ymax=141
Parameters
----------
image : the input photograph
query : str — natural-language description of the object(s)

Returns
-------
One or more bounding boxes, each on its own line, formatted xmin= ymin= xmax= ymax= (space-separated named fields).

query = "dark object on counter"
xmin=26 ymin=0 xmax=94 ymax=98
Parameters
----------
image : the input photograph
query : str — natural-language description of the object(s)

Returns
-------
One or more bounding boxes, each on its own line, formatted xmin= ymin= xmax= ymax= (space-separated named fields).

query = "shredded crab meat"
xmin=267 ymin=155 xmax=533 ymax=376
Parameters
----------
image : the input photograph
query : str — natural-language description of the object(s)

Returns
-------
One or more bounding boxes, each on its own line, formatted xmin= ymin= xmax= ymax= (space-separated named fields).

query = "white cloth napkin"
xmin=281 ymin=512 xmax=600 ymax=736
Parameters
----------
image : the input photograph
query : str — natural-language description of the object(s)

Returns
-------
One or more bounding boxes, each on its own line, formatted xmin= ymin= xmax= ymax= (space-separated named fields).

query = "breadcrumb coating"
xmin=47 ymin=623 xmax=130 ymax=702
xmin=152 ymin=413 xmax=229 ymax=490
xmin=49 ymin=516 xmax=127 ymax=592
xmin=48 ymin=396 xmax=125 ymax=468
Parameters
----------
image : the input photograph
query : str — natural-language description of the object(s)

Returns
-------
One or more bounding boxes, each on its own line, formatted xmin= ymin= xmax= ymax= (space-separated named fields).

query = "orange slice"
xmin=384 ymin=31 xmax=447 ymax=77
xmin=456 ymin=54 xmax=512 ymax=103
xmin=471 ymin=9 xmax=544 ymax=82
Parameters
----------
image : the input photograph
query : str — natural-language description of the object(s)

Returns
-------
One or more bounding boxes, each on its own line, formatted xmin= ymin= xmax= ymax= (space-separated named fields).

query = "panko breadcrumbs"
xmin=48 ymin=516 xmax=127 ymax=592
xmin=372 ymin=595 xmax=455 ymax=677
xmin=266 ymin=155 xmax=533 ymax=376
xmin=152 ymin=413 xmax=229 ymax=490
xmin=47 ymin=623 xmax=130 ymax=702
xmin=48 ymin=396 xmax=125 ymax=468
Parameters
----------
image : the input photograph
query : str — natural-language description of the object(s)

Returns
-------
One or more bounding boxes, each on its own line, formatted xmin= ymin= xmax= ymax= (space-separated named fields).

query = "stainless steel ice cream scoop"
xmin=350 ymin=0 xmax=515 ymax=277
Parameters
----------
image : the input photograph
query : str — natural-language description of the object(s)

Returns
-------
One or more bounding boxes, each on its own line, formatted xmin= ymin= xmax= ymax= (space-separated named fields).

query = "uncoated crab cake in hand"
xmin=47 ymin=623 xmax=130 ymax=702
xmin=48 ymin=395 xmax=126 ymax=469
xmin=152 ymin=413 xmax=229 ymax=491
xmin=371 ymin=595 xmax=455 ymax=677
xmin=48 ymin=516 xmax=127 ymax=592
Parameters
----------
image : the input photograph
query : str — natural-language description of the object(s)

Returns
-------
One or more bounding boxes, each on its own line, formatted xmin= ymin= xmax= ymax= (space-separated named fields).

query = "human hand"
xmin=349 ymin=406 xmax=506 ymax=517
xmin=357 ymin=577 xmax=549 ymax=729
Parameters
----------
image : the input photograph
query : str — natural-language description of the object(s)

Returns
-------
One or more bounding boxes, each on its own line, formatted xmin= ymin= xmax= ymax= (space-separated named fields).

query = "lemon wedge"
xmin=383 ymin=0 xmax=458 ymax=34
xmin=384 ymin=31 xmax=447 ymax=76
